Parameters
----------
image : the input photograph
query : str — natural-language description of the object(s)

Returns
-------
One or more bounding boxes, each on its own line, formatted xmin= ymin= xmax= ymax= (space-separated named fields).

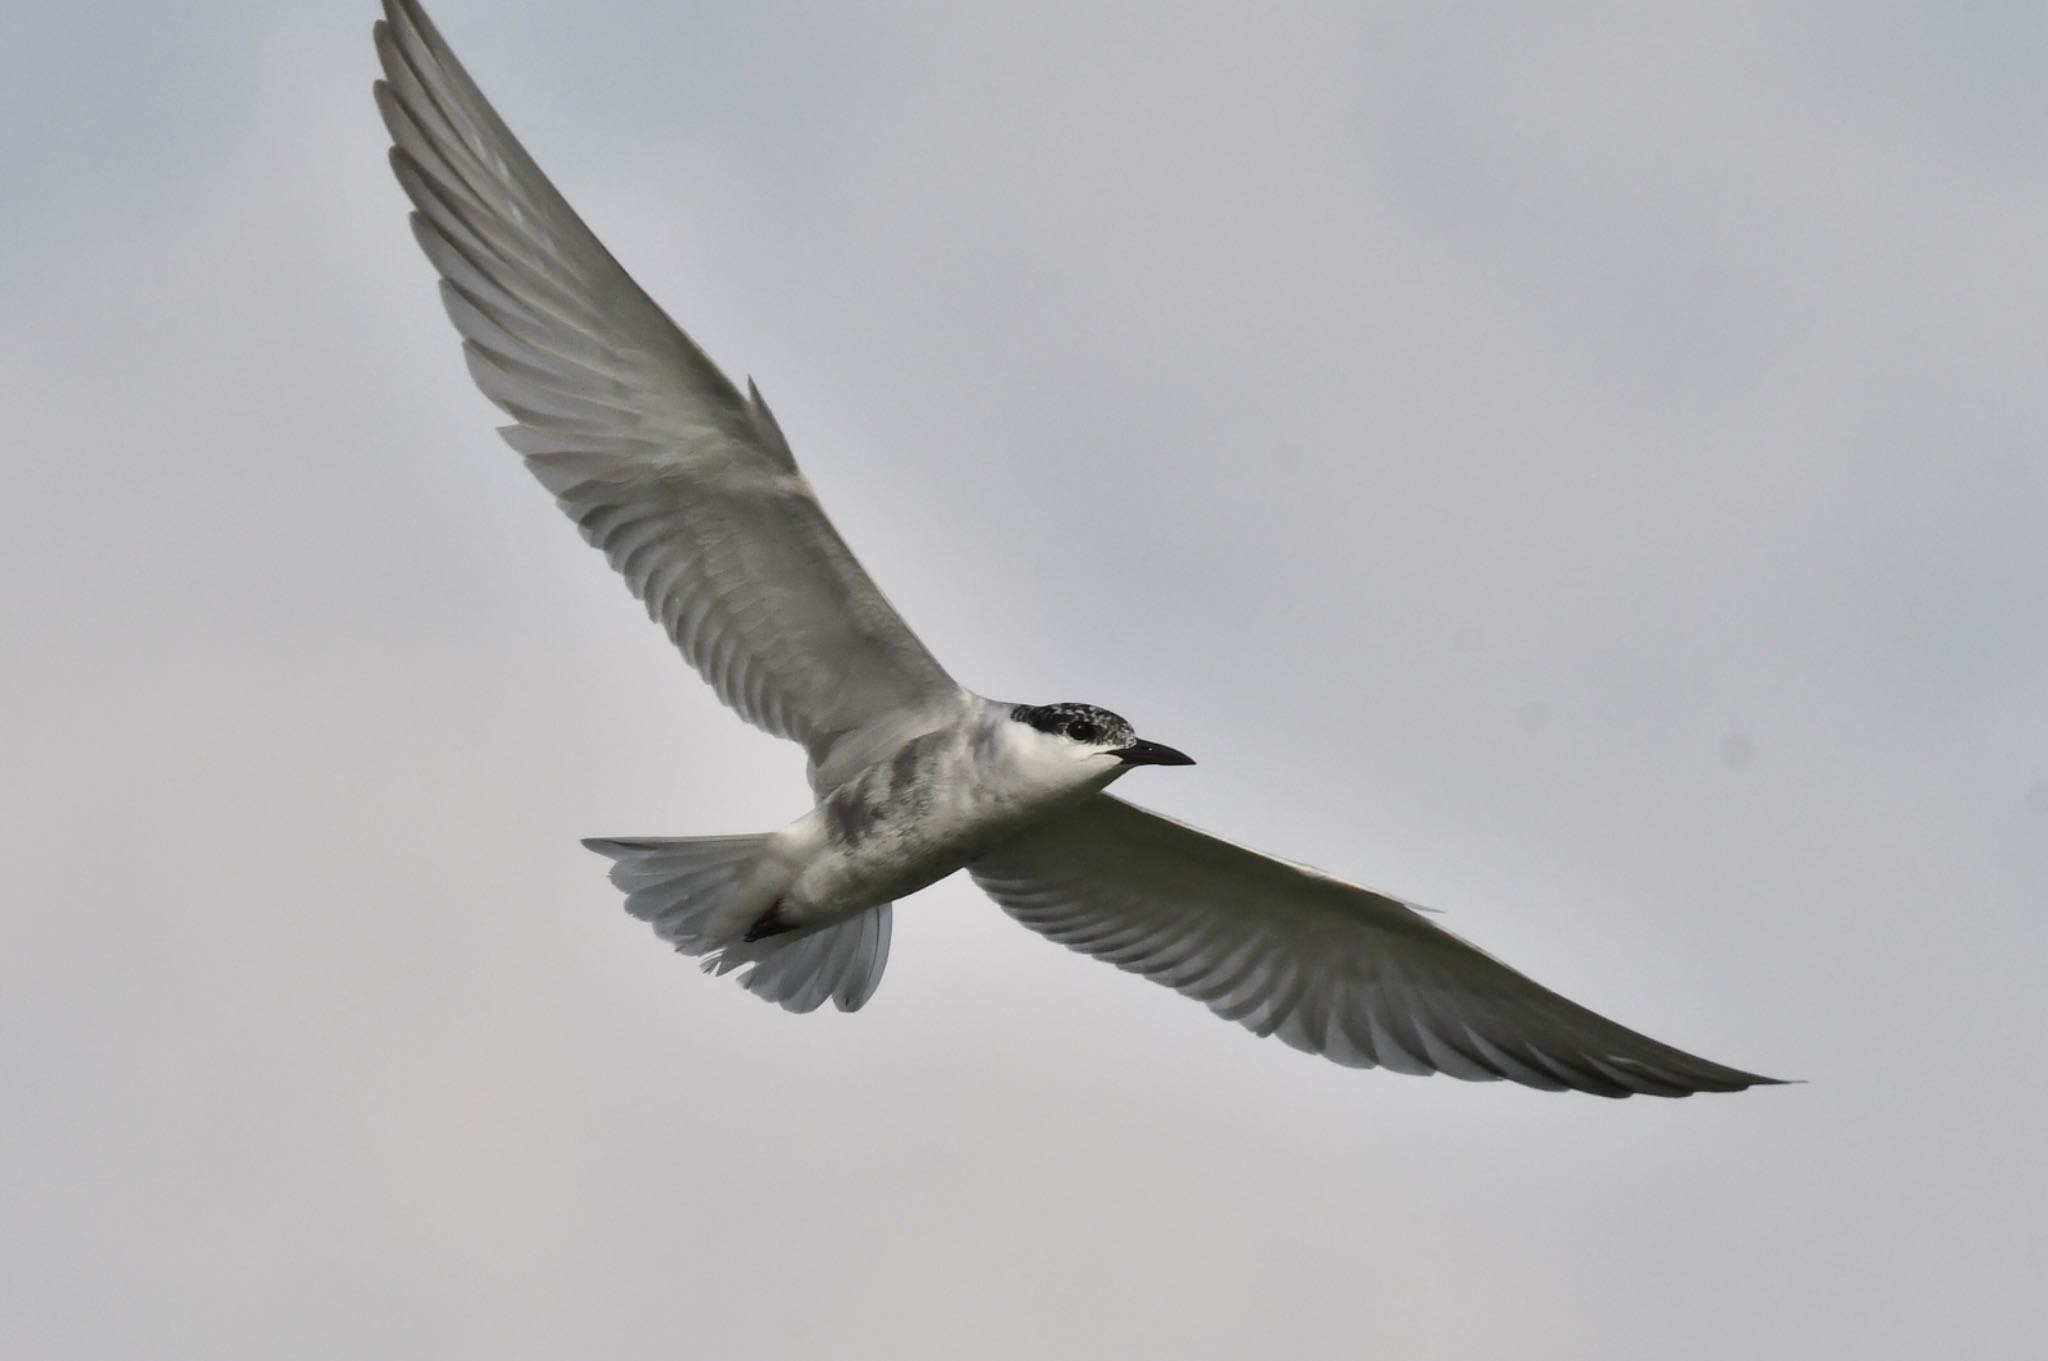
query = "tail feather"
xmin=586 ymin=834 xmax=779 ymax=955
xmin=582 ymin=836 xmax=892 ymax=1013
xmin=711 ymin=903 xmax=893 ymax=1013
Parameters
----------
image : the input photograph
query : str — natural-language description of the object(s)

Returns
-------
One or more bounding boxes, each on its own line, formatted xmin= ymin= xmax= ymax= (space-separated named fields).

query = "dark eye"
xmin=1067 ymin=720 xmax=1100 ymax=744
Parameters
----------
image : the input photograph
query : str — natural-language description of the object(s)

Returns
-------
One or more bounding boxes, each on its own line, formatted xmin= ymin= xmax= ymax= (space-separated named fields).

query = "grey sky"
xmin=5 ymin=2 xmax=2044 ymax=1357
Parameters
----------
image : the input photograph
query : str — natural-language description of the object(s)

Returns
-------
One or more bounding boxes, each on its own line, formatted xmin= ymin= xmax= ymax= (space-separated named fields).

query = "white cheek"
xmin=1002 ymin=726 xmax=1108 ymax=790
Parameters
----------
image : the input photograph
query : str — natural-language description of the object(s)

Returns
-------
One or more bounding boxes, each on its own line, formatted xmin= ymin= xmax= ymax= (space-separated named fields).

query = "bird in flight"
xmin=373 ymin=0 xmax=1784 ymax=1097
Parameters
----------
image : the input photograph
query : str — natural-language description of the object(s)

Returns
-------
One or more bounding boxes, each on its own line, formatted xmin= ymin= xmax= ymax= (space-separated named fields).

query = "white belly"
xmin=780 ymin=724 xmax=1117 ymax=923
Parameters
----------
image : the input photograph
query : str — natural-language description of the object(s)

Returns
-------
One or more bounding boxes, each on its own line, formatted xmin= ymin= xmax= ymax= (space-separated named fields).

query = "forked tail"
xmin=582 ymin=836 xmax=892 ymax=1013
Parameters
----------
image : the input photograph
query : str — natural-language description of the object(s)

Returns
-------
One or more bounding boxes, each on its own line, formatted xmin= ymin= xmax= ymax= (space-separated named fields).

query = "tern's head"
xmin=1008 ymin=702 xmax=1194 ymax=774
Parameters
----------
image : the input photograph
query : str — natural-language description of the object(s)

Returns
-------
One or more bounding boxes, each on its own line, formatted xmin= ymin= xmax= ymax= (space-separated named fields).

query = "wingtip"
xmin=1677 ymin=1070 xmax=1798 ymax=1097
xmin=1670 ymin=1066 xmax=1802 ymax=1097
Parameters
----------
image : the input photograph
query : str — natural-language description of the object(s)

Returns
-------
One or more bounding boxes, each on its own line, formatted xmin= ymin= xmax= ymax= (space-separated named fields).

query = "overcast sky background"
xmin=5 ymin=2 xmax=2046 ymax=1357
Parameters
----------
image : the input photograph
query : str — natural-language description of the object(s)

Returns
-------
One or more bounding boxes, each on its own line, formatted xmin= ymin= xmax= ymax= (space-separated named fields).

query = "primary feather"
xmin=374 ymin=0 xmax=961 ymax=781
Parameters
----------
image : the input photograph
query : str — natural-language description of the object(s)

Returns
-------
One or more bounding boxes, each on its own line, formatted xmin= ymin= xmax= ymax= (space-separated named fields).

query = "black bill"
xmin=1115 ymin=738 xmax=1196 ymax=767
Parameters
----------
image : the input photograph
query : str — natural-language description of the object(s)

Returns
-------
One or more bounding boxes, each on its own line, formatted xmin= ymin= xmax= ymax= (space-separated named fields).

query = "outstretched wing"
xmin=972 ymin=796 xmax=1784 ymax=1097
xmin=374 ymin=0 xmax=960 ymax=763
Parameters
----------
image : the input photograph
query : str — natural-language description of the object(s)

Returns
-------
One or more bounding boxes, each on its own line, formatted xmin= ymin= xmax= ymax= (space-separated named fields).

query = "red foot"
xmin=743 ymin=897 xmax=793 ymax=943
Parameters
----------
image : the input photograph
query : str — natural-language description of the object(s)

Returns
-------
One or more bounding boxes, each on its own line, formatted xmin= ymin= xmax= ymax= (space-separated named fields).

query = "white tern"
xmin=375 ymin=0 xmax=1784 ymax=1096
